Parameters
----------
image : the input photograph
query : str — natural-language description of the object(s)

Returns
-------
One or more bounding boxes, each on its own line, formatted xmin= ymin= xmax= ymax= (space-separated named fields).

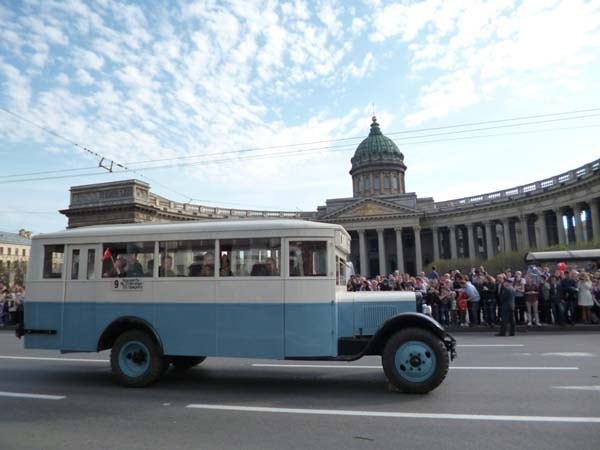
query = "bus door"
xmin=62 ymin=244 xmax=99 ymax=350
xmin=284 ymin=239 xmax=336 ymax=357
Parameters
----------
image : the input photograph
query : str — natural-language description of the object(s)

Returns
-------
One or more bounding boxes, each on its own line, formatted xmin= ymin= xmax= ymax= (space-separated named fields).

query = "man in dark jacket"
xmin=559 ymin=270 xmax=579 ymax=324
xmin=496 ymin=274 xmax=516 ymax=336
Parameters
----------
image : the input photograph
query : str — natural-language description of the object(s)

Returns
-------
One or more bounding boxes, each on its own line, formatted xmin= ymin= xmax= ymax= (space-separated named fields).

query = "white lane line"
xmin=0 ymin=355 xmax=108 ymax=363
xmin=553 ymin=386 xmax=600 ymax=392
xmin=0 ymin=391 xmax=66 ymax=400
xmin=185 ymin=404 xmax=600 ymax=423
xmin=251 ymin=363 xmax=578 ymax=371
xmin=458 ymin=344 xmax=524 ymax=348
xmin=542 ymin=352 xmax=596 ymax=357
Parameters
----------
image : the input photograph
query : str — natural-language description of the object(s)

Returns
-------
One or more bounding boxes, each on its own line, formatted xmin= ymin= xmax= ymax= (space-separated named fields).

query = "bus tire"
xmin=382 ymin=327 xmax=449 ymax=394
xmin=110 ymin=330 xmax=165 ymax=387
xmin=170 ymin=356 xmax=206 ymax=371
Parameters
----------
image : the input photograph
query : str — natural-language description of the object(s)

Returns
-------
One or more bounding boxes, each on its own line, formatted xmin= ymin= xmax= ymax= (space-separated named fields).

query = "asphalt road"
xmin=1 ymin=330 xmax=599 ymax=450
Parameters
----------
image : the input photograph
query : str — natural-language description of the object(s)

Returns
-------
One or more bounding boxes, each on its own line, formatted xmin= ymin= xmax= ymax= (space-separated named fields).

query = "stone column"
xmin=395 ymin=228 xmax=404 ymax=273
xmin=516 ymin=216 xmax=527 ymax=251
xmin=554 ymin=208 xmax=565 ymax=246
xmin=535 ymin=213 xmax=548 ymax=249
xmin=485 ymin=221 xmax=495 ymax=259
xmin=377 ymin=228 xmax=386 ymax=276
xmin=502 ymin=219 xmax=511 ymax=252
xmin=449 ymin=226 xmax=458 ymax=260
xmin=432 ymin=226 xmax=440 ymax=262
xmin=414 ymin=226 xmax=423 ymax=275
xmin=467 ymin=223 xmax=476 ymax=259
xmin=573 ymin=205 xmax=584 ymax=243
xmin=358 ymin=230 xmax=368 ymax=276
xmin=590 ymin=199 xmax=600 ymax=242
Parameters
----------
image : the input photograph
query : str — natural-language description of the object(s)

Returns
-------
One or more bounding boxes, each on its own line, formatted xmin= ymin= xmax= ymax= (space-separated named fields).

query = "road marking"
xmin=0 ymin=391 xmax=65 ymax=400
xmin=185 ymin=404 xmax=600 ymax=423
xmin=251 ymin=363 xmax=578 ymax=371
xmin=457 ymin=344 xmax=524 ymax=348
xmin=553 ymin=386 xmax=600 ymax=391
xmin=0 ymin=355 xmax=108 ymax=363
xmin=542 ymin=352 xmax=596 ymax=357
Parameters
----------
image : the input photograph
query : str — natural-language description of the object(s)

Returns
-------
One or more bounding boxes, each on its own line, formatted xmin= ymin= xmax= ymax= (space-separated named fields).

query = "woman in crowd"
xmin=513 ymin=271 xmax=526 ymax=324
xmin=578 ymin=272 xmax=594 ymax=324
xmin=524 ymin=275 xmax=540 ymax=326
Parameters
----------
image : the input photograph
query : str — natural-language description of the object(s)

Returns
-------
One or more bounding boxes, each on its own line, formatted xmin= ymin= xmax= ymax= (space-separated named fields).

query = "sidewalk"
xmin=445 ymin=323 xmax=600 ymax=333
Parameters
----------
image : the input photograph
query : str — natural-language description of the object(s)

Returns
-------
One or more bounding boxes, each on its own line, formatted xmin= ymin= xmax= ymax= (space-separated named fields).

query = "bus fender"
xmin=97 ymin=316 xmax=164 ymax=353
xmin=364 ymin=312 xmax=448 ymax=356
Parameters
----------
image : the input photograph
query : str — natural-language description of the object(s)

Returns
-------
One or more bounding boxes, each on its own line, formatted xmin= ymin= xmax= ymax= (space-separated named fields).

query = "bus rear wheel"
xmin=110 ymin=330 xmax=165 ymax=387
xmin=382 ymin=327 xmax=449 ymax=394
xmin=170 ymin=356 xmax=206 ymax=371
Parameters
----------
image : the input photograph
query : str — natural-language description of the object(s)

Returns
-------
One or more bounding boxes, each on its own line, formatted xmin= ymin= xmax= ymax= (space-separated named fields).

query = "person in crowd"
xmin=456 ymin=288 xmax=468 ymax=327
xmin=524 ymin=275 xmax=540 ymax=326
xmin=438 ymin=280 xmax=452 ymax=326
xmin=559 ymin=270 xmax=579 ymax=324
xmin=578 ymin=272 xmax=594 ymax=324
xmin=480 ymin=274 xmax=496 ymax=327
xmin=461 ymin=276 xmax=481 ymax=326
xmin=548 ymin=275 xmax=564 ymax=325
xmin=538 ymin=274 xmax=551 ymax=324
xmin=496 ymin=274 xmax=516 ymax=336
xmin=427 ymin=265 xmax=439 ymax=280
xmin=513 ymin=271 xmax=526 ymax=324
xmin=426 ymin=279 xmax=440 ymax=322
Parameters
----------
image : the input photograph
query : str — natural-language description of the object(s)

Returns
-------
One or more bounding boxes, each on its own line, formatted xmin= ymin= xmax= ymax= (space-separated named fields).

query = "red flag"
xmin=102 ymin=248 xmax=112 ymax=261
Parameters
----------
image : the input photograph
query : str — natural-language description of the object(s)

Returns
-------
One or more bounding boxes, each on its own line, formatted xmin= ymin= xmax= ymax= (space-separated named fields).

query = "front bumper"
xmin=444 ymin=333 xmax=457 ymax=361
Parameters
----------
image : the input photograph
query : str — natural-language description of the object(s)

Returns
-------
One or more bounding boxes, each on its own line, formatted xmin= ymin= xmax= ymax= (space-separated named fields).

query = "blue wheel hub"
xmin=394 ymin=340 xmax=436 ymax=382
xmin=119 ymin=340 xmax=150 ymax=377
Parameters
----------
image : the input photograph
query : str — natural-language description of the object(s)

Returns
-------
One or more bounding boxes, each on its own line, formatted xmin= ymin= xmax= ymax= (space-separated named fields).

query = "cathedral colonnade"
xmin=345 ymin=197 xmax=600 ymax=278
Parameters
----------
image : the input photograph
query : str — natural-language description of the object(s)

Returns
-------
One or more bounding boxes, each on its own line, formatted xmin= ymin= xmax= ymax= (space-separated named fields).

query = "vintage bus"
xmin=17 ymin=219 xmax=455 ymax=394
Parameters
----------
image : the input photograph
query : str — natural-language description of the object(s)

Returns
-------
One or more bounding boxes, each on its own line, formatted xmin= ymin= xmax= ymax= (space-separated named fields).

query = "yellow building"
xmin=0 ymin=229 xmax=32 ymax=286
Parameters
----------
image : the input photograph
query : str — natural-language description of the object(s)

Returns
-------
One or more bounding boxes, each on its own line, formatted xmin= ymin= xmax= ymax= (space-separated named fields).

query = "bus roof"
xmin=524 ymin=249 xmax=600 ymax=263
xmin=32 ymin=219 xmax=349 ymax=241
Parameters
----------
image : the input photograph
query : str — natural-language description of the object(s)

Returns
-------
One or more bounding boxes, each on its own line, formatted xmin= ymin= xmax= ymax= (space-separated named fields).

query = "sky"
xmin=1 ymin=0 xmax=600 ymax=234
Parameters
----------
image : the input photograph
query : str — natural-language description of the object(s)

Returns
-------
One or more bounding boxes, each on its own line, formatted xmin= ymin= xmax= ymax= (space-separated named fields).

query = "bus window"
xmin=220 ymin=238 xmax=281 ymax=277
xmin=70 ymin=249 xmax=80 ymax=280
xmin=158 ymin=240 xmax=215 ymax=277
xmin=289 ymin=241 xmax=327 ymax=277
xmin=336 ymin=256 xmax=347 ymax=285
xmin=101 ymin=242 xmax=154 ymax=278
xmin=43 ymin=245 xmax=64 ymax=279
xmin=86 ymin=249 xmax=96 ymax=280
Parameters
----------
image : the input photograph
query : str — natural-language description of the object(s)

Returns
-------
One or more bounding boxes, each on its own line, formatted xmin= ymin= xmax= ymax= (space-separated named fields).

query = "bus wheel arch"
xmin=97 ymin=317 xmax=163 ymax=354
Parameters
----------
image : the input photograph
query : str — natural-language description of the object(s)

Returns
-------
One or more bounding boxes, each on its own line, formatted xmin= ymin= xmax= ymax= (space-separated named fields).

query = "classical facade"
xmin=0 ymin=229 xmax=32 ymax=285
xmin=61 ymin=117 xmax=600 ymax=277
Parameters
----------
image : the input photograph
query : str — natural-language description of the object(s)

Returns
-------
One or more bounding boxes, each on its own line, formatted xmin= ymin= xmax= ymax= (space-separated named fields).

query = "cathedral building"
xmin=61 ymin=118 xmax=600 ymax=277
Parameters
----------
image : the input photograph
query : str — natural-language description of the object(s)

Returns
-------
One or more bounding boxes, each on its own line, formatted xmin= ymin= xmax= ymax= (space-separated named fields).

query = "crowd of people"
xmin=346 ymin=264 xmax=600 ymax=329
xmin=0 ymin=281 xmax=25 ymax=327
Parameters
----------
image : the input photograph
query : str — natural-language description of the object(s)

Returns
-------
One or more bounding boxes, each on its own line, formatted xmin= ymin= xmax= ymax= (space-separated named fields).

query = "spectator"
xmin=578 ymin=272 xmax=593 ymax=324
xmin=524 ymin=275 xmax=540 ymax=326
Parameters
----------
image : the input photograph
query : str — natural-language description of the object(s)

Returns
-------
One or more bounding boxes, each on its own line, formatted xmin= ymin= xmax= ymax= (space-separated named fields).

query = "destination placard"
xmin=113 ymin=279 xmax=143 ymax=290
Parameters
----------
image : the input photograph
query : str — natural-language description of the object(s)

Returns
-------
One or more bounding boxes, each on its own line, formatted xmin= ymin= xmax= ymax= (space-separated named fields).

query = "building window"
xmin=8 ymin=248 xmax=11 ymax=256
xmin=383 ymin=174 xmax=390 ymax=190
xmin=0 ymin=247 xmax=3 ymax=255
xmin=357 ymin=176 xmax=363 ymax=193
xmin=22 ymin=249 xmax=26 ymax=257
xmin=373 ymin=176 xmax=380 ymax=192
xmin=392 ymin=175 xmax=398 ymax=191
xmin=364 ymin=176 xmax=371 ymax=192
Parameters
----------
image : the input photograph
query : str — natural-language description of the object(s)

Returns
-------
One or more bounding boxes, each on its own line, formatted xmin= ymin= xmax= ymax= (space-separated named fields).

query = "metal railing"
xmin=434 ymin=159 xmax=600 ymax=211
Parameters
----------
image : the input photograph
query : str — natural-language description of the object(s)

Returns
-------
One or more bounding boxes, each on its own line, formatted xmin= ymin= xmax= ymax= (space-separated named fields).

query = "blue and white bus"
xmin=17 ymin=219 xmax=455 ymax=393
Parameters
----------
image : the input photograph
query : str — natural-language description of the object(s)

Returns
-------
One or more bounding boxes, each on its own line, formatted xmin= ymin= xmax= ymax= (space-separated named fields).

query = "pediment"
xmin=324 ymin=198 xmax=417 ymax=220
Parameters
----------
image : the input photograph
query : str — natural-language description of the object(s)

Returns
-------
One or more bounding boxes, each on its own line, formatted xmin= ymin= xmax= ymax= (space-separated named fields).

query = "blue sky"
xmin=1 ymin=0 xmax=600 ymax=234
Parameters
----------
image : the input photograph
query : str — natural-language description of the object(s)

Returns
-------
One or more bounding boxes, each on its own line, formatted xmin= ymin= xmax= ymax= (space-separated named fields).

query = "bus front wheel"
xmin=382 ymin=327 xmax=449 ymax=394
xmin=110 ymin=330 xmax=166 ymax=387
xmin=170 ymin=356 xmax=206 ymax=371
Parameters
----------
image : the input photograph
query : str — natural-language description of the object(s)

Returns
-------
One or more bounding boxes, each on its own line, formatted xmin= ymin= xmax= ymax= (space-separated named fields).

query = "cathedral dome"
xmin=350 ymin=116 xmax=407 ymax=198
xmin=352 ymin=116 xmax=404 ymax=165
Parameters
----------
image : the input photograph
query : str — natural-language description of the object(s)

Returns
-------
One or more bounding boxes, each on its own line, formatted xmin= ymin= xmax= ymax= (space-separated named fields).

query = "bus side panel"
xmin=285 ymin=279 xmax=335 ymax=357
xmin=23 ymin=301 xmax=62 ymax=349
xmin=154 ymin=303 xmax=217 ymax=356
xmin=153 ymin=280 xmax=217 ymax=357
xmin=216 ymin=280 xmax=284 ymax=359
xmin=23 ymin=282 xmax=64 ymax=350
